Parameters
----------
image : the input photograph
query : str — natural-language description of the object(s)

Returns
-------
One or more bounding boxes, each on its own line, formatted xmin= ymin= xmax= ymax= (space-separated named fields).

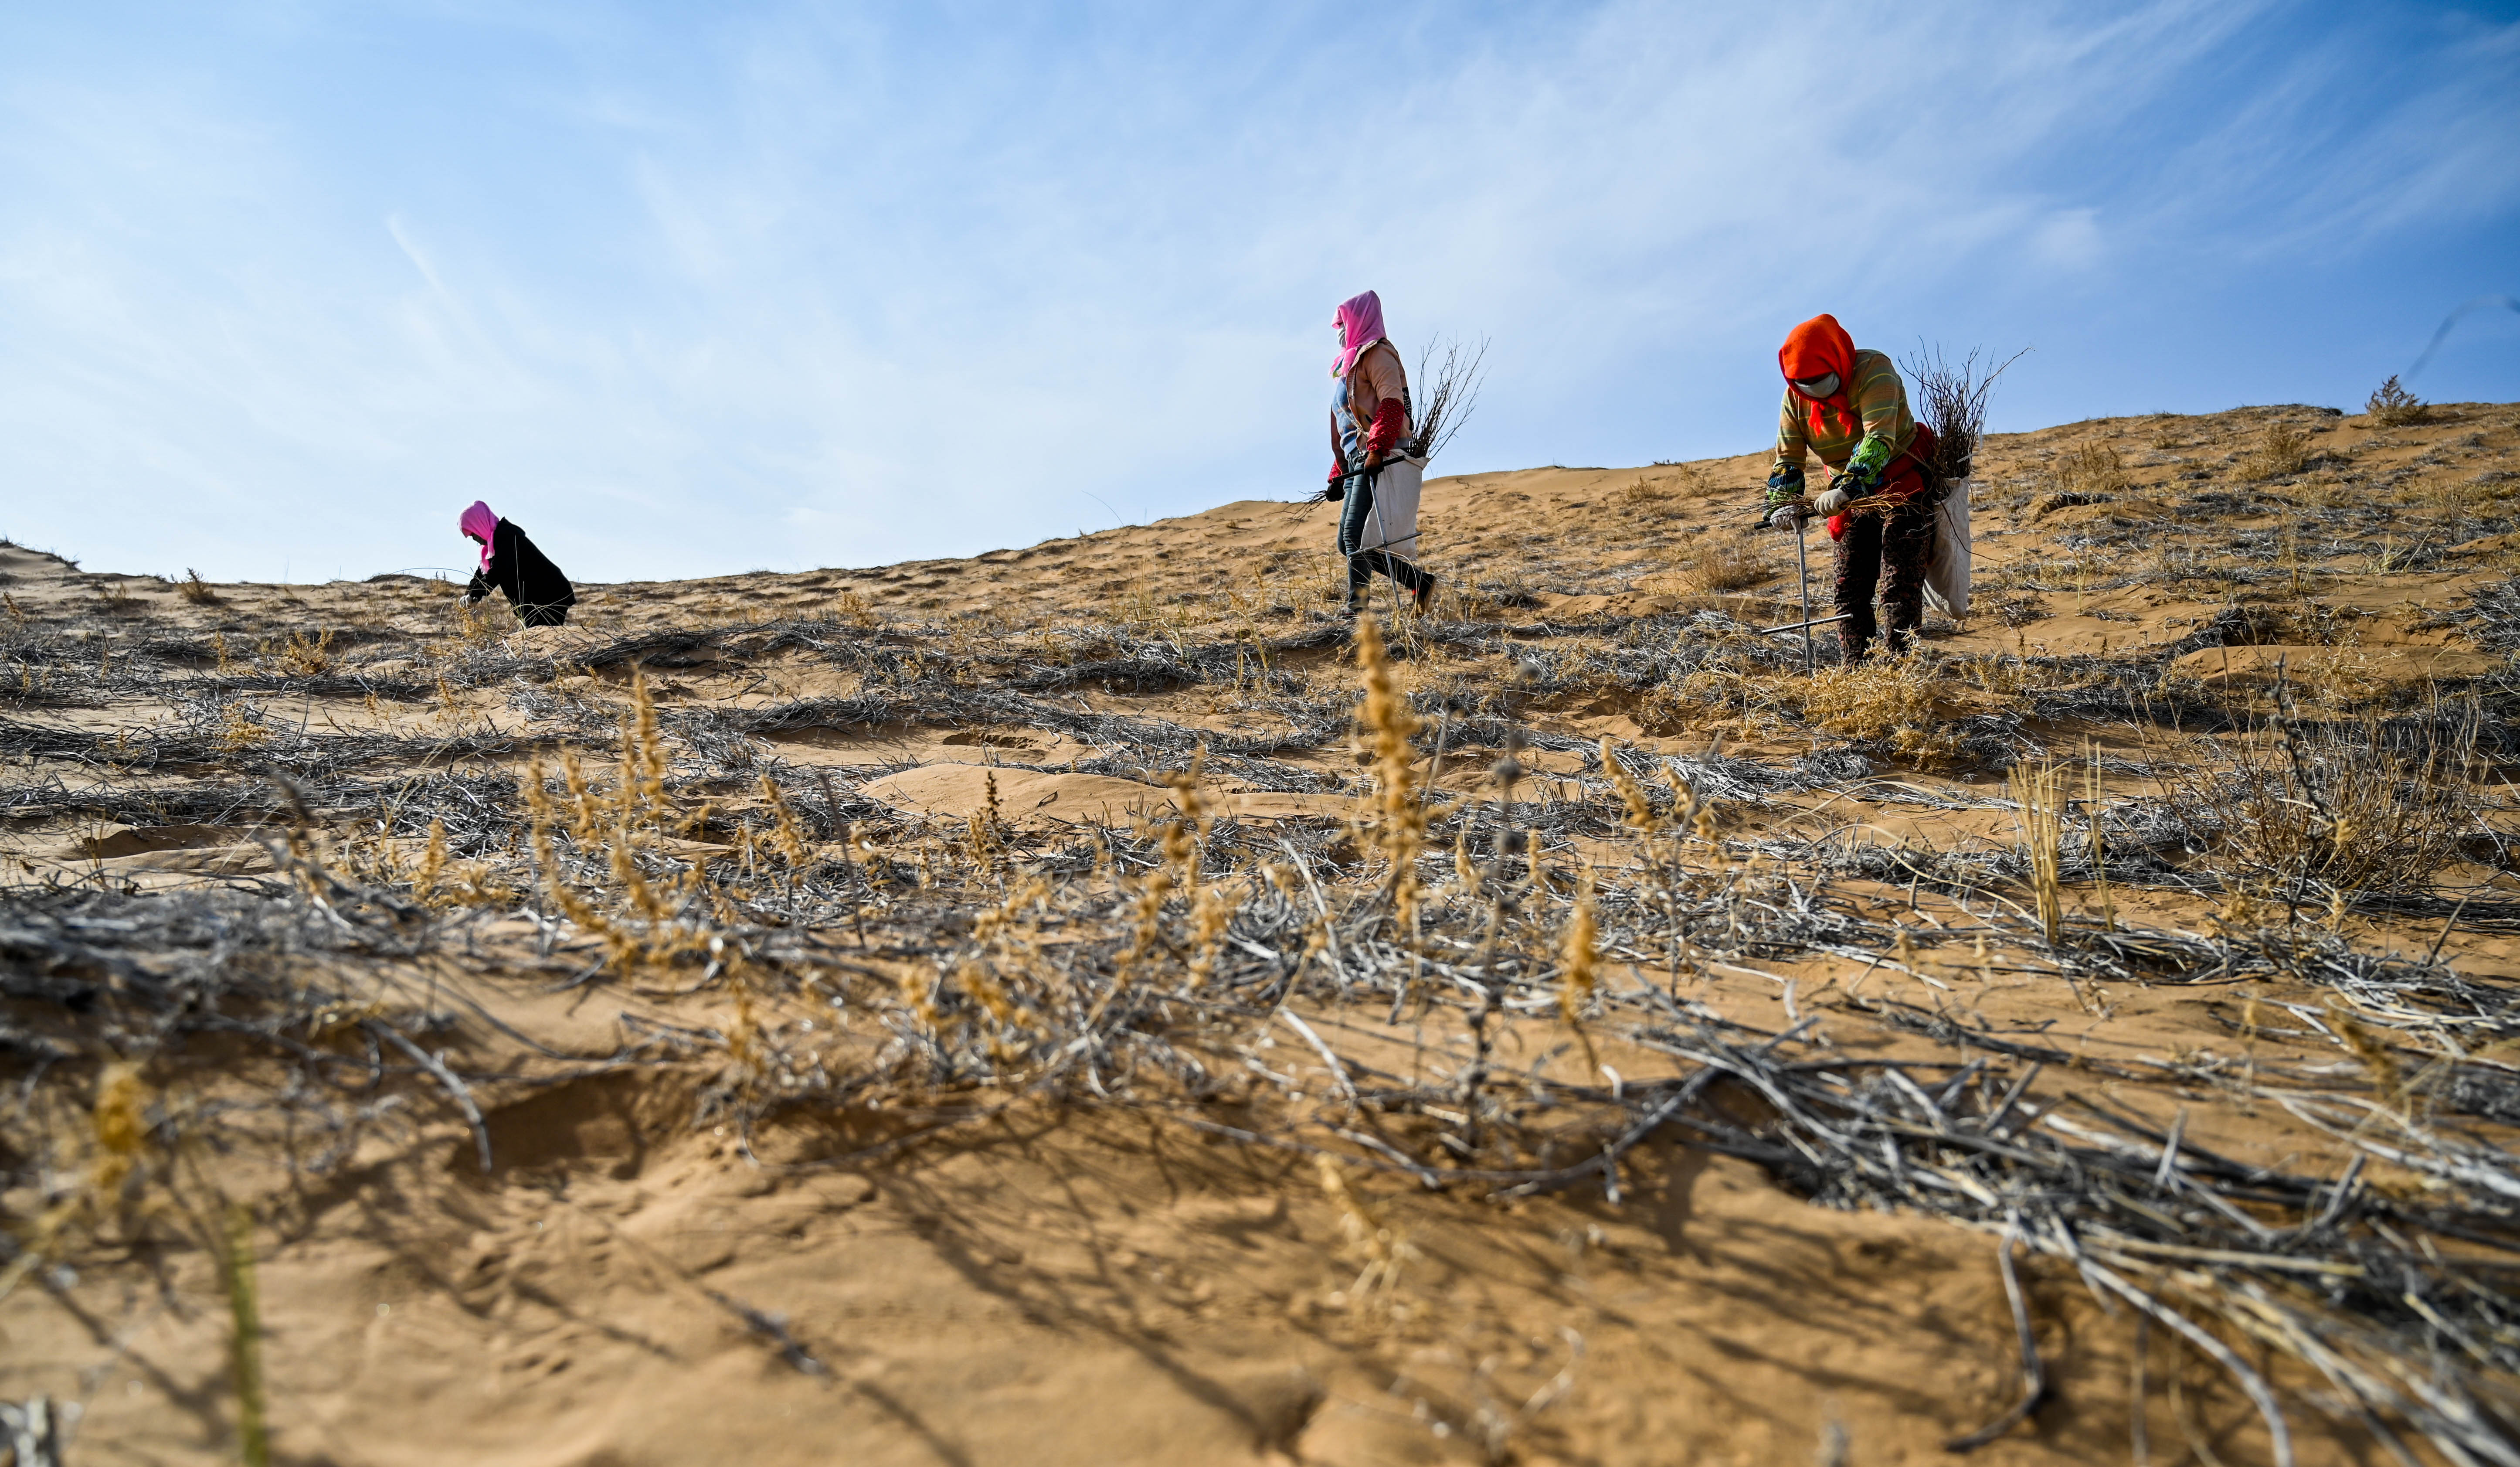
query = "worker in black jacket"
xmin=458 ymin=500 xmax=576 ymax=627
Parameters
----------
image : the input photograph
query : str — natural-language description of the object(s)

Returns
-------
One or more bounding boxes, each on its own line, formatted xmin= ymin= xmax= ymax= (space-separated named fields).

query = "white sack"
xmin=1356 ymin=456 xmax=1425 ymax=555
xmin=1923 ymin=478 xmax=1972 ymax=618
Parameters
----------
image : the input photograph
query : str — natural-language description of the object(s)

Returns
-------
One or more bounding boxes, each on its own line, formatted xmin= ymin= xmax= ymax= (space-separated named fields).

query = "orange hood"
xmin=1779 ymin=314 xmax=1858 ymax=435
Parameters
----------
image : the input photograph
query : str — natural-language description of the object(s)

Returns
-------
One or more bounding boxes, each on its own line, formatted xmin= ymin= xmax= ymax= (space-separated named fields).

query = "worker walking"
xmin=1325 ymin=290 xmax=1435 ymax=616
xmin=1763 ymin=315 xmax=1940 ymax=662
xmin=458 ymin=500 xmax=576 ymax=627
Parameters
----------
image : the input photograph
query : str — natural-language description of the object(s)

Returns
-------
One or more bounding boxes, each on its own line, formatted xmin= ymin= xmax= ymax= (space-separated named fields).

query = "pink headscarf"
xmin=458 ymin=501 xmax=498 ymax=570
xmin=1331 ymin=290 xmax=1387 ymax=379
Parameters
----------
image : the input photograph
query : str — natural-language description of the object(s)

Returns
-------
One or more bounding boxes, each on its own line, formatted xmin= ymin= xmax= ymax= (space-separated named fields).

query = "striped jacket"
xmin=1770 ymin=348 xmax=1916 ymax=485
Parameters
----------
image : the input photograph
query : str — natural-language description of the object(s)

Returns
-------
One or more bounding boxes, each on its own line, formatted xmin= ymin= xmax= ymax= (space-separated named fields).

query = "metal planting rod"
xmin=1759 ymin=613 xmax=1854 ymax=636
xmin=1795 ymin=519 xmax=1814 ymax=673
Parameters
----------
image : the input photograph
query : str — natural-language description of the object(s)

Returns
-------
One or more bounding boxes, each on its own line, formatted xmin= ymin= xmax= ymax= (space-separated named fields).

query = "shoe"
xmin=1411 ymin=575 xmax=1437 ymax=615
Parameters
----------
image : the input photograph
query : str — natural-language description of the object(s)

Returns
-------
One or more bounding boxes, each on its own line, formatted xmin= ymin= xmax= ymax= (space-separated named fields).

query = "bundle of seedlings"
xmin=1409 ymin=334 xmax=1490 ymax=466
xmin=1900 ymin=342 xmax=2028 ymax=481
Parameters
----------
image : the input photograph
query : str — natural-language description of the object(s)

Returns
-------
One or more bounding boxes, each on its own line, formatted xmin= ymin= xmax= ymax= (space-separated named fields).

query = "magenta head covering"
xmin=458 ymin=501 xmax=498 ymax=570
xmin=1331 ymin=290 xmax=1386 ymax=378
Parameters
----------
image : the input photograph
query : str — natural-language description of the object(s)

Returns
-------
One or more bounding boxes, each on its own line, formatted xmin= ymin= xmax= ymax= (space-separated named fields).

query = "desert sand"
xmin=3 ymin=399 xmax=2517 ymax=1465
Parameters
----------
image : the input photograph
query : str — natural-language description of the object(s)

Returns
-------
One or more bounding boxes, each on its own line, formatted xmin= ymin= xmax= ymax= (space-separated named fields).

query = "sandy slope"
xmin=4 ymin=400 xmax=2518 ymax=1465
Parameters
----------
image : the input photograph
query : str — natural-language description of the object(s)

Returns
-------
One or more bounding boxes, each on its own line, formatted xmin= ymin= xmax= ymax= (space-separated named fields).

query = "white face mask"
xmin=1793 ymin=372 xmax=1841 ymax=398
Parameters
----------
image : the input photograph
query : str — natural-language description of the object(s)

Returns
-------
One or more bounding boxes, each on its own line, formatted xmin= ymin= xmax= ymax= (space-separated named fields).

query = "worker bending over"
xmin=1763 ymin=314 xmax=1940 ymax=662
xmin=459 ymin=500 xmax=576 ymax=628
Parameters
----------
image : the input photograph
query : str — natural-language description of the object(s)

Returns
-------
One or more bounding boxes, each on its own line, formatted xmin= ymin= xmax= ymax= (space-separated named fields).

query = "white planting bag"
xmin=1357 ymin=455 xmax=1426 ymax=555
xmin=1923 ymin=478 xmax=1972 ymax=618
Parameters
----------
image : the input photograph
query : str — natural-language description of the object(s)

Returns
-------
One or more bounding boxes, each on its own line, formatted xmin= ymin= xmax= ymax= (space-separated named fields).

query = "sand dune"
xmin=4 ymin=401 xmax=2518 ymax=1464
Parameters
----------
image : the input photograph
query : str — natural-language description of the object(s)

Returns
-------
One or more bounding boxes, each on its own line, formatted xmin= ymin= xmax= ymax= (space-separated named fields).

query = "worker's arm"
xmin=1833 ymin=354 xmax=1910 ymax=491
xmin=1767 ymin=392 xmax=1810 ymax=504
xmin=1355 ymin=346 xmax=1411 ymax=467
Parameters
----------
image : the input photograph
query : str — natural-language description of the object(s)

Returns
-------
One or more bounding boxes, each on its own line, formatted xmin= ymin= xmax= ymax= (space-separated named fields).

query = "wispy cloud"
xmin=0 ymin=0 xmax=2511 ymax=582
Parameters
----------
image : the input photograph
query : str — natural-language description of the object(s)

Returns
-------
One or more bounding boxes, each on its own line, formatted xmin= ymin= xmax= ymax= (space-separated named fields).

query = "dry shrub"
xmin=218 ymin=703 xmax=268 ymax=750
xmin=2057 ymin=442 xmax=2129 ymax=495
xmin=2364 ymin=375 xmax=2431 ymax=428
xmin=178 ymin=569 xmax=221 ymax=606
xmin=1614 ymin=474 xmax=1665 ymax=510
xmin=1671 ymin=532 xmax=1769 ymax=593
xmin=1618 ymin=463 xmax=1714 ymax=510
xmin=2026 ymin=443 xmax=2128 ymax=519
xmin=278 ymin=629 xmax=334 ymax=676
xmin=2167 ymin=720 xmax=2474 ymax=895
xmin=832 ymin=589 xmax=879 ymax=629
xmin=1793 ymin=659 xmax=1964 ymax=765
xmin=2239 ymin=421 xmax=2313 ymax=481
xmin=1637 ymin=667 xmax=1780 ymax=737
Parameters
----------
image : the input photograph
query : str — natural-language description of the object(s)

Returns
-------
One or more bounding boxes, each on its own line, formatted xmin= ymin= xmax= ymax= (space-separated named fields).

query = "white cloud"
xmin=2034 ymin=209 xmax=2106 ymax=272
xmin=0 ymin=0 xmax=2510 ymax=582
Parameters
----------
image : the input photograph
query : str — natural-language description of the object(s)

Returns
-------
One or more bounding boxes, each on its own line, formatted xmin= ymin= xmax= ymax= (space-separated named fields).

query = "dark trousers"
xmin=515 ymin=602 xmax=571 ymax=628
xmin=1336 ymin=470 xmax=1426 ymax=602
xmin=1832 ymin=501 xmax=1933 ymax=659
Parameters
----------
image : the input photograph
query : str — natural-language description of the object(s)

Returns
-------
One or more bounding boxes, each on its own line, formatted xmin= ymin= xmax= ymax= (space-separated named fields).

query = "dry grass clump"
xmin=2009 ymin=762 xmax=2066 ymax=945
xmin=523 ymin=671 xmax=724 ymax=974
xmin=1793 ymin=659 xmax=1964 ymax=765
xmin=1353 ymin=614 xmax=1425 ymax=925
xmin=2027 ymin=442 xmax=2128 ymax=518
xmin=2238 ymin=420 xmax=2314 ymax=481
xmin=218 ymin=702 xmax=270 ymax=751
xmin=277 ymin=629 xmax=334 ymax=676
xmin=178 ymin=568 xmax=221 ymax=605
xmin=832 ymin=589 xmax=880 ymax=629
xmin=2163 ymin=719 xmax=2476 ymax=896
xmin=2364 ymin=375 xmax=2431 ymax=428
xmin=2057 ymin=442 xmax=2129 ymax=495
xmin=1670 ymin=532 xmax=1769 ymax=593
xmin=1613 ymin=467 xmax=1703 ymax=513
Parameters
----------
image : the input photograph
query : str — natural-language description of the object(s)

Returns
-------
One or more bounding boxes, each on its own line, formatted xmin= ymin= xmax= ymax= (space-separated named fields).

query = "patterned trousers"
xmin=1832 ymin=500 xmax=1934 ymax=660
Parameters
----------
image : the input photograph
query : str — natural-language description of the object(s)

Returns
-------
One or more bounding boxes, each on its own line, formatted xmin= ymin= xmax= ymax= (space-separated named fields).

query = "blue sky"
xmin=2 ymin=0 xmax=2515 ymax=584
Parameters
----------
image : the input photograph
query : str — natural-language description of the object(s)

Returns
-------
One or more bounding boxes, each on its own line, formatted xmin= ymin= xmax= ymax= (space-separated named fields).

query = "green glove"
xmin=1840 ymin=434 xmax=1893 ymax=492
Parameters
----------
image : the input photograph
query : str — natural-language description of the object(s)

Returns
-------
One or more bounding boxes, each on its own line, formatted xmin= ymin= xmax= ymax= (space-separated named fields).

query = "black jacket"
xmin=465 ymin=518 xmax=575 ymax=626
